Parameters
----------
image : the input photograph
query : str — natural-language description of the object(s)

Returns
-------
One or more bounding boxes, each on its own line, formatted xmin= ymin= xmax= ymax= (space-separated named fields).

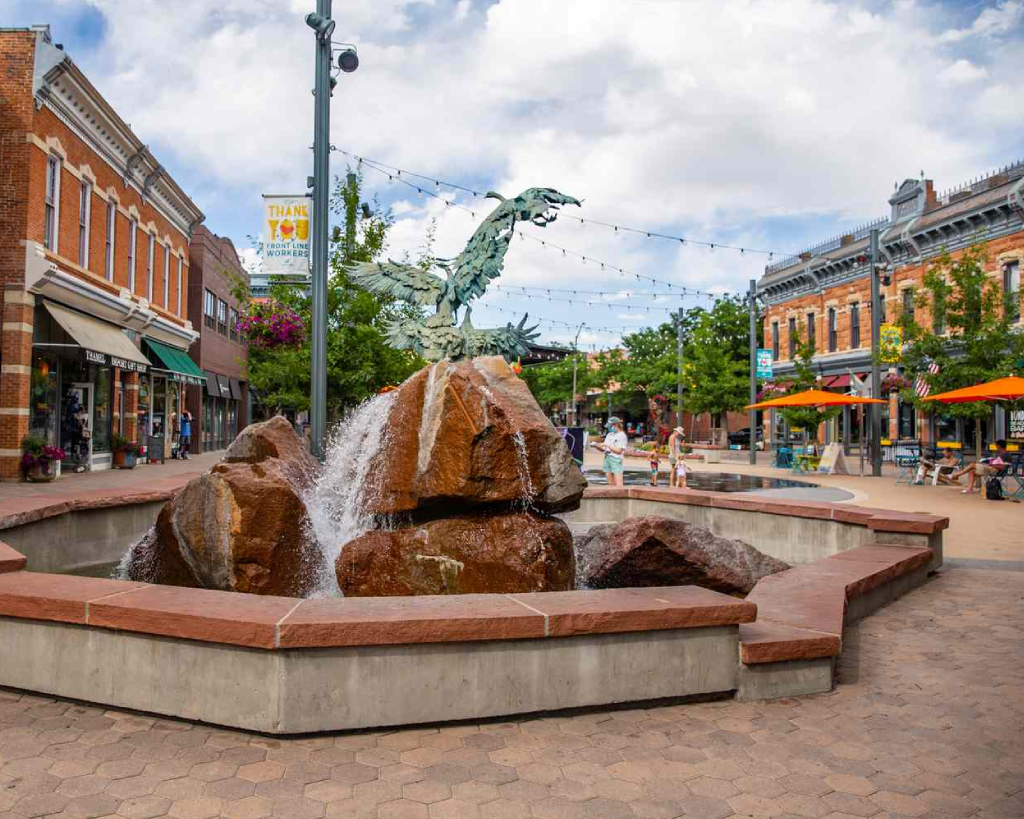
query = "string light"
xmin=333 ymin=148 xmax=796 ymax=258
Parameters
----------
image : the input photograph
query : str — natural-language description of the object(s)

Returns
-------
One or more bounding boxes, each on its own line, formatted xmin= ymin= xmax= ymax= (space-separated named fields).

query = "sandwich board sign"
xmin=817 ymin=442 xmax=849 ymax=475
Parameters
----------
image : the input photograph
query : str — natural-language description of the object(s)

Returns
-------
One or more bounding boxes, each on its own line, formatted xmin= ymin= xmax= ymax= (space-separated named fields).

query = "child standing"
xmin=648 ymin=449 xmax=660 ymax=486
xmin=675 ymin=457 xmax=688 ymax=488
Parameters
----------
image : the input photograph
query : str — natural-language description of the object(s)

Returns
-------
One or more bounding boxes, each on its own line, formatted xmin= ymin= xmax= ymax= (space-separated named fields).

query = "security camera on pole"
xmin=305 ymin=1 xmax=358 ymax=459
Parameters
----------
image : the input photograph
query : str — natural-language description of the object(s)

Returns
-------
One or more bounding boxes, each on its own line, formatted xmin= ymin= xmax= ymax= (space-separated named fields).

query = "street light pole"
xmin=869 ymin=227 xmax=882 ymax=477
xmin=570 ymin=322 xmax=585 ymax=426
xmin=748 ymin=279 xmax=757 ymax=466
xmin=307 ymin=0 xmax=332 ymax=459
xmin=675 ymin=308 xmax=684 ymax=429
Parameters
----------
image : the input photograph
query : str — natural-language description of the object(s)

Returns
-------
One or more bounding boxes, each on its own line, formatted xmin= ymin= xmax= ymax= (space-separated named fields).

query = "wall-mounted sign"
xmin=84 ymin=349 xmax=106 ymax=365
xmin=262 ymin=194 xmax=311 ymax=276
xmin=879 ymin=324 xmax=903 ymax=363
xmin=756 ymin=349 xmax=773 ymax=379
xmin=1010 ymin=409 xmax=1024 ymax=439
xmin=109 ymin=356 xmax=147 ymax=374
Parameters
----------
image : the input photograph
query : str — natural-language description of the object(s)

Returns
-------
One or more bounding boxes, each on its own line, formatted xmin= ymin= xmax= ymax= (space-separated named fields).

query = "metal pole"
xmin=570 ymin=323 xmax=584 ymax=427
xmin=748 ymin=279 xmax=757 ymax=465
xmin=309 ymin=0 xmax=332 ymax=459
xmin=676 ymin=308 xmax=684 ymax=429
xmin=869 ymin=228 xmax=882 ymax=477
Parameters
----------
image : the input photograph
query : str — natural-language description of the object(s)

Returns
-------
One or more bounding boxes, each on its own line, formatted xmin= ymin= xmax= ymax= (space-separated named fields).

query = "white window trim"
xmin=45 ymin=155 xmax=61 ymax=253
xmin=105 ymin=202 xmax=116 ymax=281
xmin=128 ymin=219 xmax=137 ymax=292
xmin=147 ymin=234 xmax=155 ymax=301
xmin=78 ymin=181 xmax=91 ymax=269
xmin=177 ymin=256 xmax=183 ymax=316
xmin=163 ymin=246 xmax=170 ymax=308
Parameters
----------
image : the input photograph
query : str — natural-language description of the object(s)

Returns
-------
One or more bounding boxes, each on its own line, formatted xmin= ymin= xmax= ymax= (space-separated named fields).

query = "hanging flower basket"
xmin=881 ymin=373 xmax=912 ymax=394
xmin=236 ymin=301 xmax=305 ymax=350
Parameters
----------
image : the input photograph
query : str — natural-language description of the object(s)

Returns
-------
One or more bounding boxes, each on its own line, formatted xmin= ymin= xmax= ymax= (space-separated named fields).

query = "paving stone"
xmin=63 ymin=791 xmax=121 ymax=817
xmin=117 ymin=795 xmax=173 ymax=818
xmin=168 ymin=797 xmax=223 ymax=819
xmin=868 ymin=789 xmax=929 ymax=816
xmin=203 ymin=776 xmax=256 ymax=801
xmin=427 ymin=797 xmax=482 ymax=818
xmin=221 ymin=795 xmax=273 ymax=819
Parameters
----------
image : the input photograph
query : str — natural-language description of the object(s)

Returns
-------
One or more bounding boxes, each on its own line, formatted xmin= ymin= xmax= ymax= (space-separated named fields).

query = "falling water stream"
xmin=302 ymin=391 xmax=396 ymax=597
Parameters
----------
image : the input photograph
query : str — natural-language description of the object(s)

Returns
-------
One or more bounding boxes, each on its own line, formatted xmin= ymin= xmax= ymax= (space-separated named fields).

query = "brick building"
xmin=0 ymin=26 xmax=204 ymax=479
xmin=186 ymin=227 xmax=249 ymax=452
xmin=758 ymin=161 xmax=1024 ymax=446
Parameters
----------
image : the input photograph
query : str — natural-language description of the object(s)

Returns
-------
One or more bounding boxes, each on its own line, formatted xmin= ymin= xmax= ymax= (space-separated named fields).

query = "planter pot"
xmin=25 ymin=462 xmax=59 ymax=483
xmin=113 ymin=450 xmax=137 ymax=469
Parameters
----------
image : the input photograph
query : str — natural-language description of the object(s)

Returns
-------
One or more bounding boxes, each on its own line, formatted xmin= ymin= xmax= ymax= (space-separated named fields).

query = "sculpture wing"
xmin=461 ymin=314 xmax=540 ymax=361
xmin=348 ymin=260 xmax=445 ymax=307
xmin=450 ymin=188 xmax=581 ymax=307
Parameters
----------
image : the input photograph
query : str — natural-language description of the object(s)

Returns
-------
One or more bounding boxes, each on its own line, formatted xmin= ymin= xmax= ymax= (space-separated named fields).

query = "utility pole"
xmin=675 ymin=308 xmax=684 ymax=429
xmin=748 ymin=279 xmax=757 ymax=466
xmin=570 ymin=323 xmax=585 ymax=426
xmin=306 ymin=0 xmax=333 ymax=459
xmin=869 ymin=228 xmax=882 ymax=477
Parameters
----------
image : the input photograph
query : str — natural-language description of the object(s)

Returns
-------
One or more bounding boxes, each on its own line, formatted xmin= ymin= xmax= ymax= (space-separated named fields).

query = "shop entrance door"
xmin=67 ymin=382 xmax=94 ymax=472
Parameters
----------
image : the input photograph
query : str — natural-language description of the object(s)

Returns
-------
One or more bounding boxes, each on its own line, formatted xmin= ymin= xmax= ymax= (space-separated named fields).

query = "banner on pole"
xmin=755 ymin=349 xmax=773 ymax=379
xmin=262 ymin=195 xmax=311 ymax=276
xmin=879 ymin=324 xmax=903 ymax=363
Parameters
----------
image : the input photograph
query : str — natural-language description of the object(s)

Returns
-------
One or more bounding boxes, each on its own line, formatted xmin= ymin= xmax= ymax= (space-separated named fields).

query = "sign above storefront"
xmin=262 ymin=194 xmax=311 ymax=276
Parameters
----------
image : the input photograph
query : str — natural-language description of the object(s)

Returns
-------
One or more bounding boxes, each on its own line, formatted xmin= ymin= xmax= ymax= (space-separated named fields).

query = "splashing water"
xmin=302 ymin=390 xmax=396 ymax=596
xmin=511 ymin=430 xmax=535 ymax=509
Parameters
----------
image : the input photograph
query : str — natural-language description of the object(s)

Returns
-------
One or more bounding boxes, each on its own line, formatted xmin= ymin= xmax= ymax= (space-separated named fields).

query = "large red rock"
xmin=337 ymin=511 xmax=574 ymax=596
xmin=362 ymin=357 xmax=585 ymax=516
xmin=575 ymin=516 xmax=788 ymax=595
xmin=124 ymin=416 xmax=320 ymax=596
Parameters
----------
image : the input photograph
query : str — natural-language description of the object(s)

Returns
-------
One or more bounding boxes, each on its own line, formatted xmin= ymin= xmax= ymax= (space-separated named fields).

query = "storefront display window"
xmin=93 ymin=367 xmax=111 ymax=453
xmin=228 ymin=401 xmax=237 ymax=442
xmin=29 ymin=353 xmax=59 ymax=445
xmin=137 ymin=378 xmax=150 ymax=450
xmin=203 ymin=399 xmax=213 ymax=451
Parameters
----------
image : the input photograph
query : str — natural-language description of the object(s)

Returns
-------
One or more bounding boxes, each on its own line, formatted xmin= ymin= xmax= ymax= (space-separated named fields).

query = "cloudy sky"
xmin=11 ymin=0 xmax=1023 ymax=349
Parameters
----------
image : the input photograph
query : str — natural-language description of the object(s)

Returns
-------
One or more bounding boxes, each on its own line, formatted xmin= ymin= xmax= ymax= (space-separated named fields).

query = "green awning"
xmin=144 ymin=338 xmax=205 ymax=385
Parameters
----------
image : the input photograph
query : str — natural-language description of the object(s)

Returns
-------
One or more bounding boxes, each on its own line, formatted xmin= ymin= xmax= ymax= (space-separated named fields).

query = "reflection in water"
xmin=583 ymin=468 xmax=817 ymax=492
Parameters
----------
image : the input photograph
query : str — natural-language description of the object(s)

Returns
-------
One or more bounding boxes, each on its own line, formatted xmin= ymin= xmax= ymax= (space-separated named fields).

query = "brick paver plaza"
xmin=1 ymin=565 xmax=1020 ymax=819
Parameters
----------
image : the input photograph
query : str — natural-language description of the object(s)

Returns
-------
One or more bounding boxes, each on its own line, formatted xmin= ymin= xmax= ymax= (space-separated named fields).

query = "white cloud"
xmin=52 ymin=0 xmax=1024 ymax=346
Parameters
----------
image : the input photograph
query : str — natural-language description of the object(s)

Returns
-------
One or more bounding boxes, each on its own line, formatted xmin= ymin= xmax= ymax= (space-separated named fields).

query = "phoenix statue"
xmin=348 ymin=187 xmax=581 ymax=362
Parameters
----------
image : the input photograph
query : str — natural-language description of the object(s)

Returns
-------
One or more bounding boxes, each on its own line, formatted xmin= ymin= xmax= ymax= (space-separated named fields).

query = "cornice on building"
xmin=30 ymin=27 xmax=204 ymax=243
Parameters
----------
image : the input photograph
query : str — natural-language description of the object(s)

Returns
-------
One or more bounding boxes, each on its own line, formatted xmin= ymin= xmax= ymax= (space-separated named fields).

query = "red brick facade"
xmin=0 ymin=27 xmax=202 ymax=479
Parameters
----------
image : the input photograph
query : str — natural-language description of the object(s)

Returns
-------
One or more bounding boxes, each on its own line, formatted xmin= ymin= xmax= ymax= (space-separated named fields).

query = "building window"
xmin=902 ymin=288 xmax=914 ymax=318
xmin=806 ymin=313 xmax=815 ymax=351
xmin=1004 ymin=261 xmax=1020 ymax=322
xmin=828 ymin=308 xmax=837 ymax=352
xmin=128 ymin=219 xmax=137 ymax=291
xmin=44 ymin=156 xmax=61 ymax=251
xmin=177 ymin=257 xmax=183 ymax=316
xmin=850 ymin=303 xmax=860 ymax=349
xmin=105 ymin=202 xmax=116 ymax=281
xmin=229 ymin=308 xmax=239 ymax=342
xmin=78 ymin=182 xmax=91 ymax=268
xmin=787 ymin=317 xmax=797 ymax=358
xmin=217 ymin=299 xmax=228 ymax=335
xmin=204 ymin=290 xmax=217 ymax=329
xmin=147 ymin=234 xmax=155 ymax=300
xmin=163 ymin=246 xmax=170 ymax=308
xmin=771 ymin=322 xmax=779 ymax=360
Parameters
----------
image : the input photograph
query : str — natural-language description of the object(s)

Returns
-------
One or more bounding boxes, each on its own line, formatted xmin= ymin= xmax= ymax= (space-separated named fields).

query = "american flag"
xmin=915 ymin=360 xmax=940 ymax=397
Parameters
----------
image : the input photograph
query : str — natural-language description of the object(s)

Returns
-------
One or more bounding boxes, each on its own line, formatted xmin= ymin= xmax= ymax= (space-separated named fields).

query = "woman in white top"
xmin=592 ymin=416 xmax=628 ymax=486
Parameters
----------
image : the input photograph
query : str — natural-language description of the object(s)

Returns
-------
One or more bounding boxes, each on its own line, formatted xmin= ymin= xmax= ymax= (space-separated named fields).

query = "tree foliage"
xmin=243 ymin=168 xmax=426 ymax=417
xmin=520 ymin=352 xmax=595 ymax=413
xmin=895 ymin=243 xmax=1024 ymax=446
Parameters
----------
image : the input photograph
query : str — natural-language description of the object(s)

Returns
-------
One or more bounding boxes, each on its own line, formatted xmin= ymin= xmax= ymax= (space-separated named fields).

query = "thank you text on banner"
xmin=262 ymin=195 xmax=311 ymax=276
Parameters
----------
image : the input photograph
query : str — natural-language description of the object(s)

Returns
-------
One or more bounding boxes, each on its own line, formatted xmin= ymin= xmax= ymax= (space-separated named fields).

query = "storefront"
xmin=201 ymin=370 xmax=240 ymax=451
xmin=142 ymin=339 xmax=206 ymax=460
xmin=29 ymin=301 xmax=150 ymax=471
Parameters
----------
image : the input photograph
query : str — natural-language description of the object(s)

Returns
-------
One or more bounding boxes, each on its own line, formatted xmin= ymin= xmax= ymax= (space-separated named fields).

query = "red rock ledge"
xmin=0 ymin=541 xmax=755 ymax=650
xmin=583 ymin=486 xmax=949 ymax=535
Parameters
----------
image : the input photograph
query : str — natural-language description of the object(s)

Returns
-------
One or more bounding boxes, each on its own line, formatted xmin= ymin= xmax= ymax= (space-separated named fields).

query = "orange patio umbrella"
xmin=923 ymin=375 xmax=1024 ymax=404
xmin=745 ymin=388 xmax=885 ymax=411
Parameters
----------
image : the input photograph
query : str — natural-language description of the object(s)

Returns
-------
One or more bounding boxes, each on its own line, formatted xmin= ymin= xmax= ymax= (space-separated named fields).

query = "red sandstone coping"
xmin=0 ymin=541 xmax=28 ymax=574
xmin=0 ymin=543 xmax=754 ymax=650
xmin=0 ymin=487 xmax=185 ymax=531
xmin=583 ymin=486 xmax=949 ymax=534
xmin=739 ymin=542 xmax=933 ymax=664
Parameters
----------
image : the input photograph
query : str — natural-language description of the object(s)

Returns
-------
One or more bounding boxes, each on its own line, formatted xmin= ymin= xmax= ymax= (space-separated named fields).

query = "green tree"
xmin=520 ymin=351 xmax=594 ymax=416
xmin=680 ymin=297 xmax=759 ymax=442
xmin=895 ymin=243 xmax=1024 ymax=453
xmin=242 ymin=167 xmax=426 ymax=417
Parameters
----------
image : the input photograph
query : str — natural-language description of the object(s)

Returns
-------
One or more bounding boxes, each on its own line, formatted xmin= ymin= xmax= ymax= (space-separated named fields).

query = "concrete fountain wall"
xmin=0 ymin=483 xmax=947 ymax=732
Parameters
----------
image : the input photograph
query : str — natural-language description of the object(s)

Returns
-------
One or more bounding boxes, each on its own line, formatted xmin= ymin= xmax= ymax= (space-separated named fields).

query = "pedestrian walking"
xmin=179 ymin=409 xmax=193 ymax=460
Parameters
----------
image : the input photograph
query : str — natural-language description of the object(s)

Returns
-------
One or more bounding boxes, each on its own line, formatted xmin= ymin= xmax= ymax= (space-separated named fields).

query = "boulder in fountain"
xmin=338 ymin=511 xmax=574 ymax=596
xmin=362 ymin=356 xmax=586 ymax=516
xmin=575 ymin=516 xmax=789 ymax=595
xmin=124 ymin=417 xmax=321 ymax=596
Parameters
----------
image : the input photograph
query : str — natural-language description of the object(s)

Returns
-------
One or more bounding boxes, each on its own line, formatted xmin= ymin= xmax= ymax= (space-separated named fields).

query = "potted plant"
xmin=111 ymin=434 xmax=141 ymax=469
xmin=20 ymin=436 xmax=65 ymax=482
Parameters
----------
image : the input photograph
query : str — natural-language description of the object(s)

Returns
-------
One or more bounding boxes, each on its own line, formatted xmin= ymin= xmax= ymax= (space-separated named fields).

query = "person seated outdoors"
xmin=913 ymin=449 xmax=960 ymax=485
xmin=950 ymin=439 xmax=1010 ymax=494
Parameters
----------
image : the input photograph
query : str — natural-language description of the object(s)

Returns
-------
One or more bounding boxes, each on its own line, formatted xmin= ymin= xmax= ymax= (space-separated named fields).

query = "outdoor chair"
xmin=895 ymin=451 xmax=920 ymax=484
xmin=1004 ymin=453 xmax=1024 ymax=501
xmin=774 ymin=447 xmax=793 ymax=469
